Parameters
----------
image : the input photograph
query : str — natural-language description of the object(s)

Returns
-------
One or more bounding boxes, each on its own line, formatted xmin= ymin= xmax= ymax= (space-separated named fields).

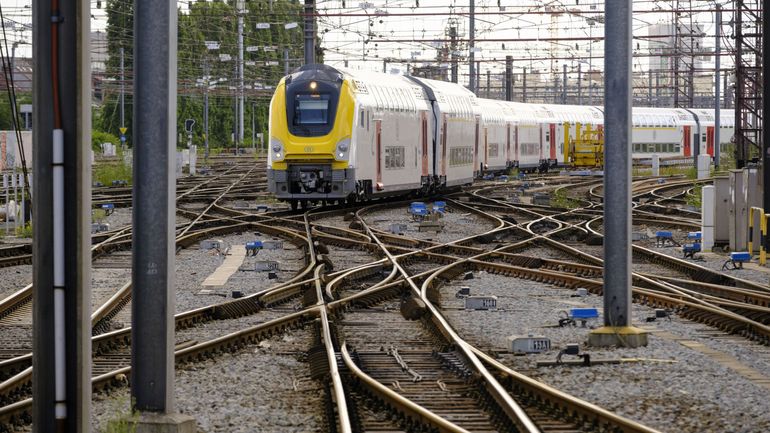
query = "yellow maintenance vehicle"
xmin=565 ymin=122 xmax=604 ymax=168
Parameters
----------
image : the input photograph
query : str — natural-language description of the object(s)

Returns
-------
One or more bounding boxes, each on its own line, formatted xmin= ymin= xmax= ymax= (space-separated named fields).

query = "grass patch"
xmin=93 ymin=162 xmax=132 ymax=186
xmin=15 ymin=222 xmax=32 ymax=238
xmin=686 ymin=186 xmax=702 ymax=209
xmin=550 ymin=189 xmax=580 ymax=209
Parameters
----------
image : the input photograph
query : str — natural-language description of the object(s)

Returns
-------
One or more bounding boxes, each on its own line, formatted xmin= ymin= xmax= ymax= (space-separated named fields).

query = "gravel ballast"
xmin=438 ymin=270 xmax=770 ymax=432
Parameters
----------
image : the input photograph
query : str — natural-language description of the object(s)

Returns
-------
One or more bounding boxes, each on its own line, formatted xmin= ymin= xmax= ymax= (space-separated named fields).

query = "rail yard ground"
xmin=1 ymin=157 xmax=769 ymax=433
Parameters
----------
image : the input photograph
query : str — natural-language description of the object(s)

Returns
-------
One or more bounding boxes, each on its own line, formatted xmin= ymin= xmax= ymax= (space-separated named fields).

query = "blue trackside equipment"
xmin=687 ymin=231 xmax=702 ymax=241
xmin=723 ymin=251 xmax=751 ymax=270
xmin=245 ymin=241 xmax=263 ymax=256
xmin=409 ymin=202 xmax=429 ymax=220
xmin=683 ymin=243 xmax=701 ymax=259
xmin=432 ymin=201 xmax=447 ymax=214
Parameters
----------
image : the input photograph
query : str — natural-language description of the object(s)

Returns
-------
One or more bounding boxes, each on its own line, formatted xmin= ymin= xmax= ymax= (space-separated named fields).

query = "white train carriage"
xmin=630 ymin=107 xmax=685 ymax=160
xmin=411 ymin=77 xmax=479 ymax=187
xmin=347 ymin=70 xmax=432 ymax=196
xmin=507 ymin=102 xmax=545 ymax=170
xmin=477 ymin=99 xmax=510 ymax=172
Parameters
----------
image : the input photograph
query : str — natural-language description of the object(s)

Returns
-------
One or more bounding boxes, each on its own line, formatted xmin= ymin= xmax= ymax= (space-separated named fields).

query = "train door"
xmin=683 ymin=125 xmax=691 ymax=157
xmin=549 ymin=124 xmax=557 ymax=161
xmin=473 ymin=116 xmax=481 ymax=174
xmin=706 ymin=126 xmax=715 ymax=156
xmin=514 ymin=125 xmax=519 ymax=164
xmin=421 ymin=111 xmax=429 ymax=176
xmin=506 ymin=123 xmax=511 ymax=166
xmin=375 ymin=120 xmax=382 ymax=187
xmin=441 ymin=114 xmax=447 ymax=177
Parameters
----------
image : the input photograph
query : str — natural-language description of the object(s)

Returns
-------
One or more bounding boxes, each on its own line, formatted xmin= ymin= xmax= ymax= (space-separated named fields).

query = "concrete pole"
xmin=764 ymin=0 xmax=770 ymax=214
xmin=131 ymin=0 xmax=194 ymax=428
xmin=468 ymin=0 xmax=475 ymax=93
xmin=505 ymin=55 xmax=512 ymax=101
xmin=522 ymin=67 xmax=527 ymax=103
xmin=450 ymin=26 xmax=458 ymax=83
xmin=120 ymin=47 xmax=125 ymax=137
xmin=32 ymin=0 xmax=92 ymax=431
xmin=486 ymin=70 xmax=490 ymax=98
xmin=237 ymin=1 xmax=245 ymax=153
xmin=304 ymin=0 xmax=316 ymax=65
xmin=714 ymin=5 xmax=721 ymax=168
xmin=562 ymin=63 xmax=567 ymax=104
xmin=578 ymin=63 xmax=582 ymax=105
xmin=589 ymin=0 xmax=647 ymax=347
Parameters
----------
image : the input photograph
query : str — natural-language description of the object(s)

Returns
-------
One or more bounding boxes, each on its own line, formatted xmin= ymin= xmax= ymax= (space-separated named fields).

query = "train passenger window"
xmin=359 ymin=109 xmax=365 ymax=128
xmin=702 ymin=133 xmax=706 ymax=143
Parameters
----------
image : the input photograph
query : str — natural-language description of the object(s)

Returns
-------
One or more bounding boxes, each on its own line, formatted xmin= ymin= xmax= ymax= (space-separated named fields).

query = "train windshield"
xmin=294 ymin=94 xmax=330 ymax=125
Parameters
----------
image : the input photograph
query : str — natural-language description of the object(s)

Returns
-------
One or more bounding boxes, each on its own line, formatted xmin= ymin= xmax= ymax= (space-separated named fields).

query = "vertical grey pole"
xmin=12 ymin=168 xmax=17 ymax=233
xmin=251 ymin=102 xmax=256 ymax=150
xmin=468 ymin=0 xmax=475 ymax=93
xmin=655 ymin=72 xmax=660 ymax=107
xmin=648 ymin=71 xmax=653 ymax=106
xmin=4 ymin=175 xmax=8 ymax=234
xmin=304 ymin=0 xmax=315 ymax=65
xmin=120 ymin=47 xmax=125 ymax=138
xmin=761 ymin=0 xmax=770 ymax=213
xmin=450 ymin=26 xmax=458 ymax=83
xmin=522 ymin=67 xmax=527 ymax=103
xmin=344 ymin=59 xmax=348 ymax=67
xmin=132 ymin=0 xmax=179 ymax=415
xmin=714 ymin=5 xmax=721 ymax=168
xmin=204 ymin=84 xmax=209 ymax=161
xmin=505 ymin=56 xmax=512 ymax=101
xmin=578 ymin=63 xmax=582 ymax=105
xmin=485 ymin=70 xmax=490 ymax=98
xmin=33 ymin=0 xmax=92 ymax=431
xmin=382 ymin=59 xmax=387 ymax=73
xmin=237 ymin=1 xmax=245 ymax=153
xmin=601 ymin=0 xmax=633 ymax=329
xmin=284 ymin=48 xmax=290 ymax=75
xmin=562 ymin=64 xmax=567 ymax=104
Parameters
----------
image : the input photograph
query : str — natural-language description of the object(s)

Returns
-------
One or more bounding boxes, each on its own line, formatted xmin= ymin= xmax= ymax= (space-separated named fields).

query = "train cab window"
xmin=294 ymin=94 xmax=330 ymax=125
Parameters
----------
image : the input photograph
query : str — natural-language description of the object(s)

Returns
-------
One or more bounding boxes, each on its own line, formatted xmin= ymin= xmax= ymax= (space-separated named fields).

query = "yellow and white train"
xmin=268 ymin=64 xmax=734 ymax=209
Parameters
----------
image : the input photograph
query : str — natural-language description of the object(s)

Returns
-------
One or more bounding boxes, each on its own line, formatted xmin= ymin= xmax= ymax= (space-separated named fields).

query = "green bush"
xmin=15 ymin=222 xmax=32 ymax=238
xmin=92 ymin=130 xmax=121 ymax=153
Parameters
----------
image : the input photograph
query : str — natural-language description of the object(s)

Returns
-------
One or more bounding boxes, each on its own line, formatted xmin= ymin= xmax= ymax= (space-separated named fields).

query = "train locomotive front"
xmin=267 ymin=65 xmax=356 ymax=209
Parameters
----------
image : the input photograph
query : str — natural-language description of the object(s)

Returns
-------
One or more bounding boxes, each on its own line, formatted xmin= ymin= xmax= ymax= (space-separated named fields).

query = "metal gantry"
xmin=734 ymin=0 xmax=763 ymax=168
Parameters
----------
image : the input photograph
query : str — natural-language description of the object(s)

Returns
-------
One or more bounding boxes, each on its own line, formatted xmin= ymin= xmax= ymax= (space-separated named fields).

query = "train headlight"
xmin=270 ymin=137 xmax=285 ymax=162
xmin=335 ymin=137 xmax=351 ymax=161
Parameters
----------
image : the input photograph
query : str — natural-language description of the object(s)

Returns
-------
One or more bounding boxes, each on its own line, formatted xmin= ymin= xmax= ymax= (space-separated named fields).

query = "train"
xmin=267 ymin=64 xmax=734 ymax=209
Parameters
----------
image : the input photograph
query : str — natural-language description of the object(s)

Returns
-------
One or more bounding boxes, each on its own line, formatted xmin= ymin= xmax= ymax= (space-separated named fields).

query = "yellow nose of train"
xmin=267 ymin=64 xmax=356 ymax=209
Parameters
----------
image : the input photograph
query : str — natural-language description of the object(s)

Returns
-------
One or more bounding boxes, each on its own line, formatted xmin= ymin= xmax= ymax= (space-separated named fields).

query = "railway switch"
xmin=646 ymin=309 xmax=671 ymax=322
xmin=246 ymin=241 xmax=263 ymax=256
xmin=101 ymin=203 xmax=115 ymax=216
xmin=655 ymin=231 xmax=676 ymax=247
xmin=559 ymin=308 xmax=599 ymax=327
xmin=683 ymin=243 xmax=701 ymax=259
xmin=455 ymin=286 xmax=471 ymax=298
xmin=505 ymin=335 xmax=551 ymax=354
xmin=556 ymin=343 xmax=591 ymax=366
xmin=389 ymin=223 xmax=407 ymax=235
xmin=723 ymin=252 xmax=751 ymax=270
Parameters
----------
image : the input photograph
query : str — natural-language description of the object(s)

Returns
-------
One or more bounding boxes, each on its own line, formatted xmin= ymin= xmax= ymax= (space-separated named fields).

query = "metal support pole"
xmin=450 ymin=26 xmax=458 ymax=83
xmin=468 ymin=0 xmax=475 ymax=93
xmin=33 ymin=0 xmax=92 ymax=431
xmin=589 ymin=0 xmax=646 ymax=347
xmin=655 ymin=72 xmax=660 ymax=107
xmin=505 ymin=56 xmax=512 ymax=101
xmin=562 ymin=64 xmax=567 ymax=104
xmin=132 ymin=0 xmax=189 ymax=422
xmin=522 ymin=67 xmax=527 ymax=103
xmin=284 ymin=48 xmax=290 ymax=75
xmin=120 ymin=47 xmax=125 ymax=137
xmin=237 ymin=1 xmax=245 ymax=153
xmin=578 ymin=63 xmax=582 ymax=105
xmin=303 ymin=0 xmax=316 ymax=65
xmin=714 ymin=5 xmax=721 ymax=168
xmin=251 ymin=102 xmax=255 ymax=150
xmin=204 ymin=81 xmax=209 ymax=161
xmin=762 ymin=0 xmax=770 ymax=213
xmin=485 ymin=70 xmax=490 ymax=98
xmin=648 ymin=71 xmax=653 ymax=106
xmin=383 ymin=59 xmax=387 ymax=73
